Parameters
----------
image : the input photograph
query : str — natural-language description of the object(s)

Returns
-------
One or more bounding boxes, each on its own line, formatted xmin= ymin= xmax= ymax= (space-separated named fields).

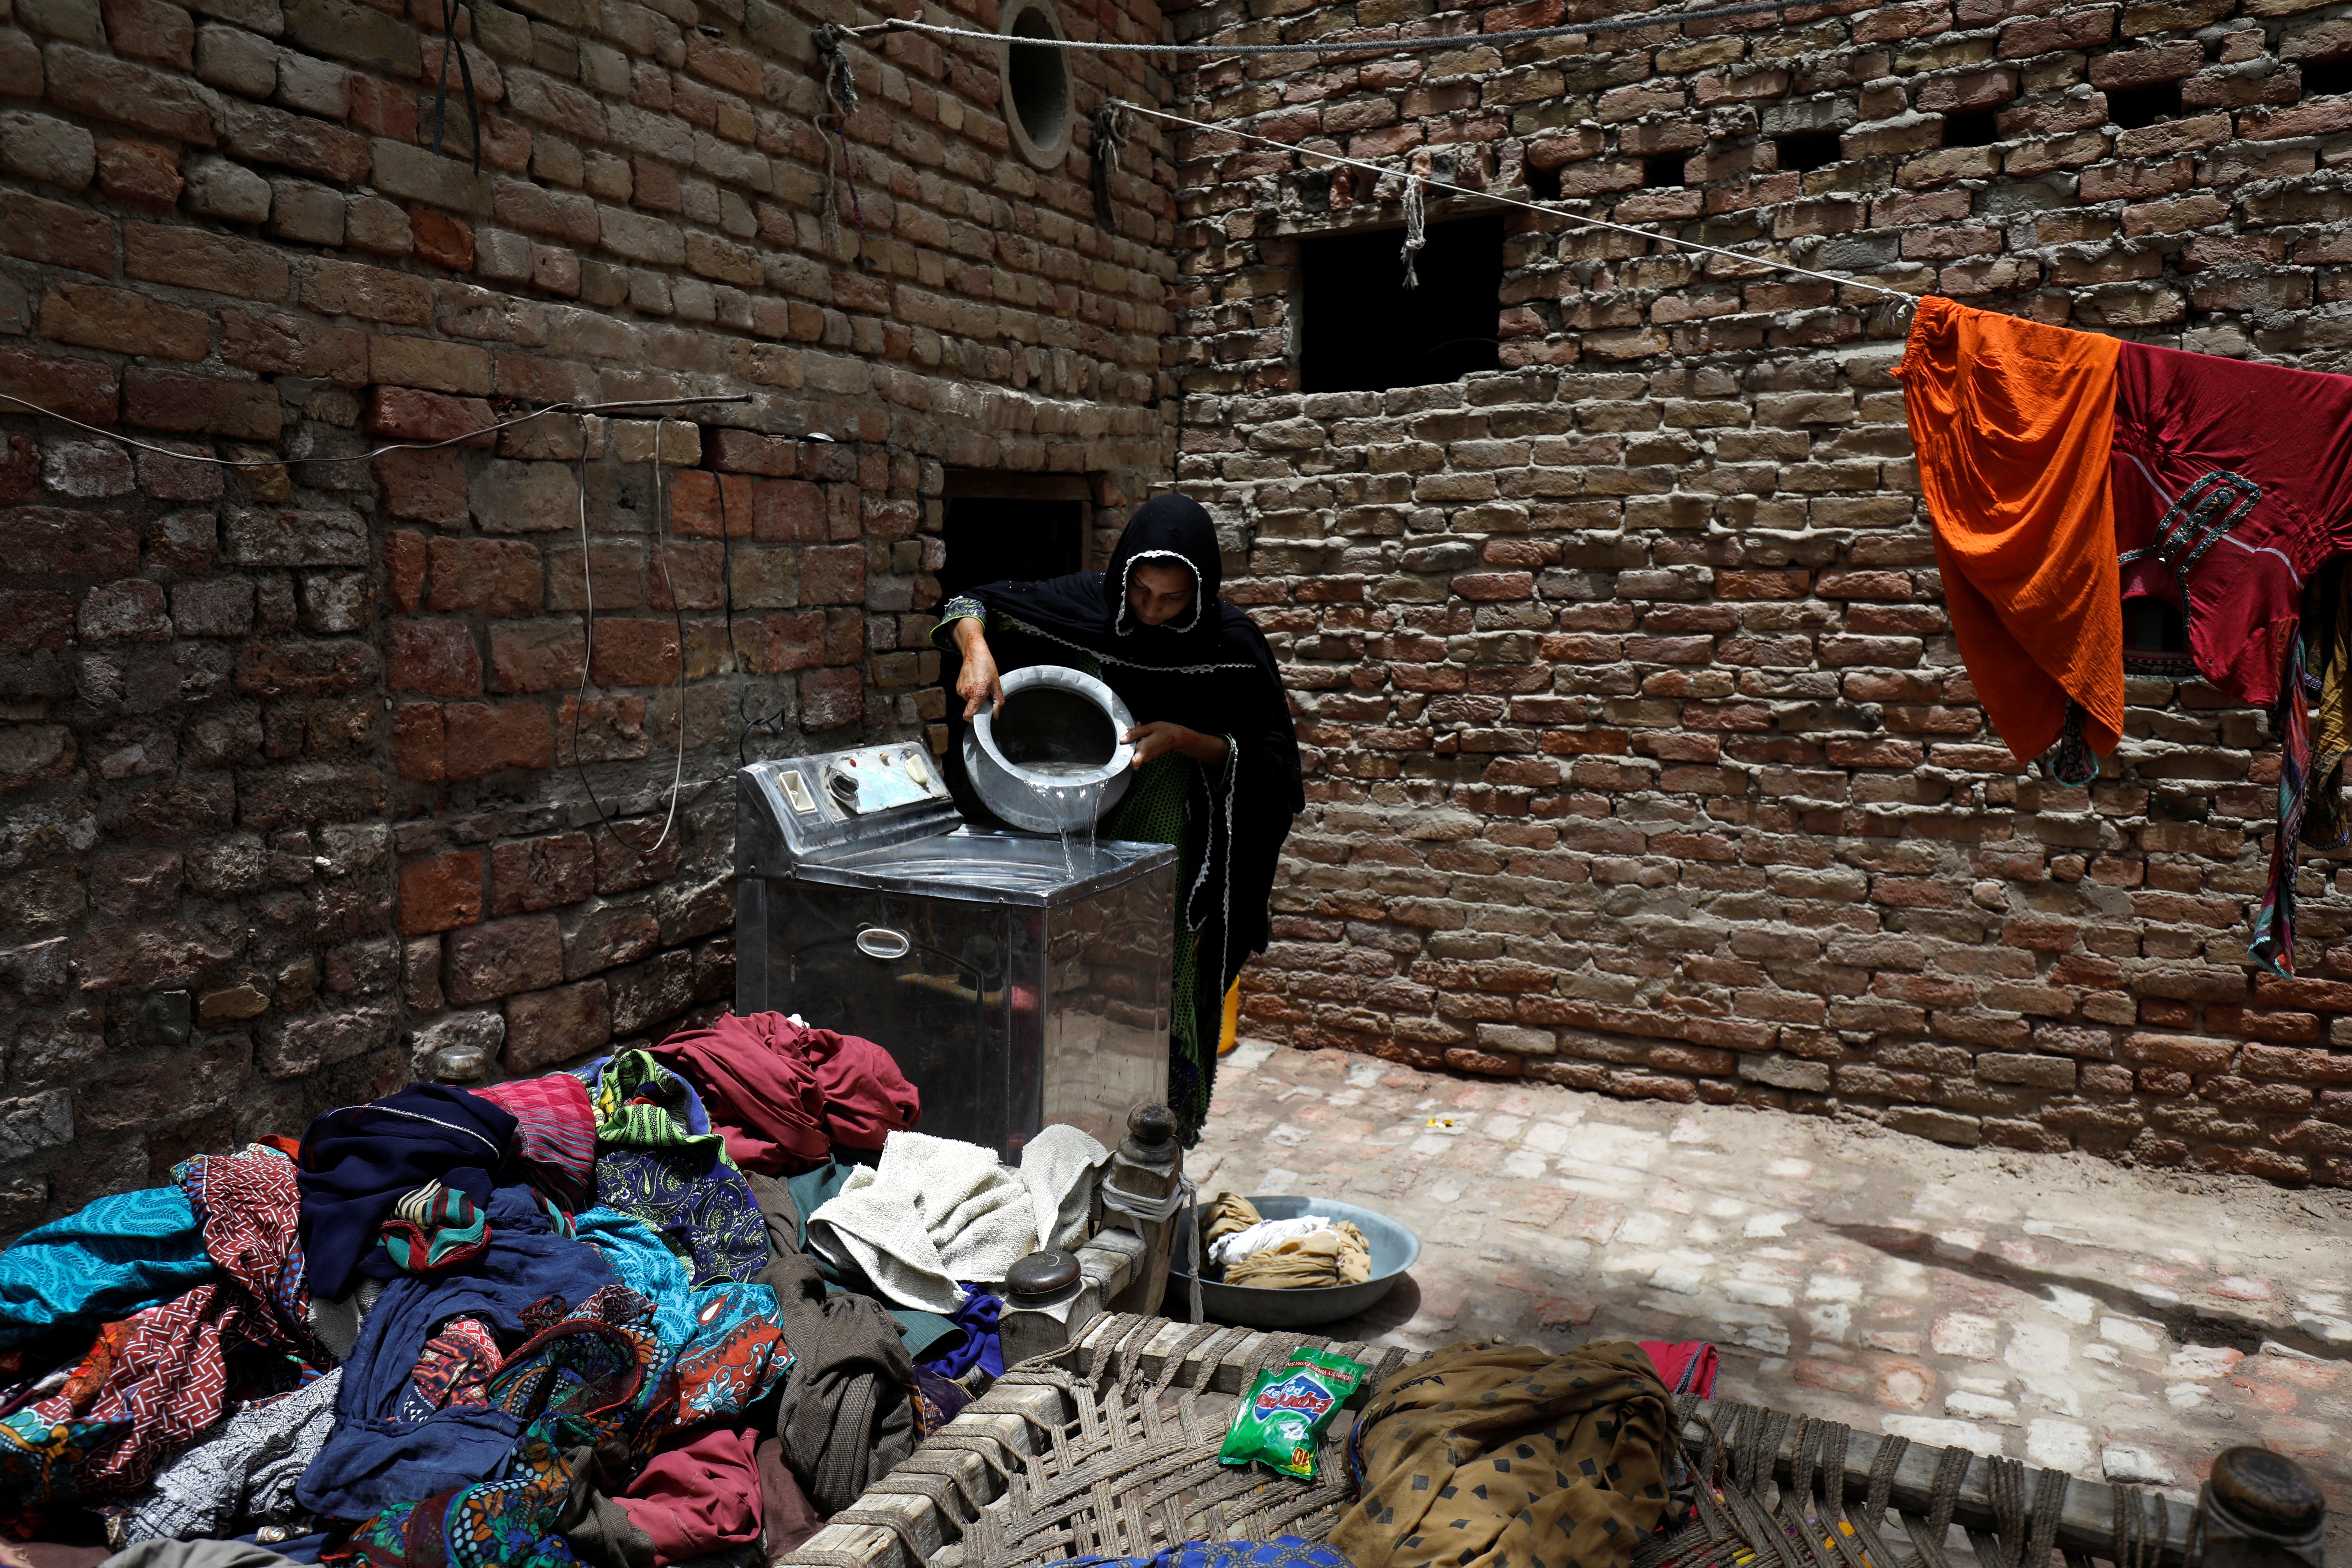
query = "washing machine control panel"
xmin=738 ymin=744 xmax=962 ymax=875
xmin=811 ymin=744 xmax=944 ymax=818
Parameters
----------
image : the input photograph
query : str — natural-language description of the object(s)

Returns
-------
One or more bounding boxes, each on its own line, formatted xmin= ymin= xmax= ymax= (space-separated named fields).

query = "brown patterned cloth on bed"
xmin=1330 ymin=1340 xmax=1682 ymax=1568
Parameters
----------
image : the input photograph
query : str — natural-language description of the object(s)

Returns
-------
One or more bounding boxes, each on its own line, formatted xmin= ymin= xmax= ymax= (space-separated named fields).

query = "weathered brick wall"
xmin=0 ymin=0 xmax=1175 ymax=1227
xmin=1163 ymin=0 xmax=2352 ymax=1184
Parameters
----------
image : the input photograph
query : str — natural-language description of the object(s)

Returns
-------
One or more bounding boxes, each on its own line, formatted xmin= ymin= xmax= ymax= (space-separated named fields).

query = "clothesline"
xmin=845 ymin=0 xmax=1822 ymax=55
xmin=1108 ymin=97 xmax=1920 ymax=303
xmin=0 ymin=391 xmax=761 ymax=468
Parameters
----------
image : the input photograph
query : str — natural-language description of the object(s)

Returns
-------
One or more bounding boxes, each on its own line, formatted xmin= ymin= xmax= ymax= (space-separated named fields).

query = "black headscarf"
xmin=938 ymin=496 xmax=1304 ymax=1138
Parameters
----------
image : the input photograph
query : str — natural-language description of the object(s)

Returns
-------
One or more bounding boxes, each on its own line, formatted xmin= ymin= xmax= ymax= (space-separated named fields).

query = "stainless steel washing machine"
xmin=733 ymin=743 xmax=1176 ymax=1157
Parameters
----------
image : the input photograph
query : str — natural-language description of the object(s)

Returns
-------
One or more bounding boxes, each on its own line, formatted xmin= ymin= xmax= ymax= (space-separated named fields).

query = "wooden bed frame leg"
xmin=2192 ymin=1447 xmax=2325 ymax=1568
xmin=1100 ymin=1103 xmax=1183 ymax=1319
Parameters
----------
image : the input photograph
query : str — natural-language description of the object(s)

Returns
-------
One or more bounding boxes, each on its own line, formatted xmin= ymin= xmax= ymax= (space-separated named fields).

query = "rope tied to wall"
xmin=1092 ymin=100 xmax=1131 ymax=227
xmin=1399 ymin=175 xmax=1427 ymax=289
xmin=813 ymin=25 xmax=870 ymax=259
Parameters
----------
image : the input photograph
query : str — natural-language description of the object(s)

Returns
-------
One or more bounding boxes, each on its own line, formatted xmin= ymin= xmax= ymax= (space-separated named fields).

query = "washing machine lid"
xmin=795 ymin=827 xmax=1178 ymax=906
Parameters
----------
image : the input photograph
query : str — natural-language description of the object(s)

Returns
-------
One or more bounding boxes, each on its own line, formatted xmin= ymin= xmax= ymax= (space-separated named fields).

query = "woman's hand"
xmin=954 ymin=621 xmax=1004 ymax=720
xmin=1124 ymin=722 xmax=1228 ymax=769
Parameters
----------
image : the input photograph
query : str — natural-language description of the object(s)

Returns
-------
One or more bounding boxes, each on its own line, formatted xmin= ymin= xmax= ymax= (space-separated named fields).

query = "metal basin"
xmin=1170 ymin=1195 xmax=1421 ymax=1329
xmin=966 ymin=665 xmax=1136 ymax=833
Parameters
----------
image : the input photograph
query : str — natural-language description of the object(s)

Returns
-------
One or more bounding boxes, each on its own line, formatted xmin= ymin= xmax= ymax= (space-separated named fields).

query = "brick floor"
xmin=1190 ymin=1042 xmax=2352 ymax=1554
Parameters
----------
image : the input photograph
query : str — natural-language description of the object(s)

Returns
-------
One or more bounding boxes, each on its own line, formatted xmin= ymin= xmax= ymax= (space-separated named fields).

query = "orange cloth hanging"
xmin=1895 ymin=295 xmax=2124 ymax=768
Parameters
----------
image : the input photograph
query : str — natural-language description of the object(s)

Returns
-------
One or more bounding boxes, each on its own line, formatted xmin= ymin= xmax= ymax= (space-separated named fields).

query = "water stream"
xmin=1023 ymin=765 xmax=1106 ymax=877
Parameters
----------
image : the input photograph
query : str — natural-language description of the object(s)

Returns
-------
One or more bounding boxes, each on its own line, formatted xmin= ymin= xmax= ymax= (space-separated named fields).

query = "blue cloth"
xmin=573 ymin=1206 xmax=701 ymax=1350
xmin=920 ymin=1284 xmax=1003 ymax=1380
xmin=593 ymin=1147 xmax=766 ymax=1288
xmin=297 ymin=1084 xmax=518 ymax=1300
xmin=566 ymin=1208 xmax=791 ymax=1426
xmin=1047 ymin=1538 xmax=1354 ymax=1568
xmin=294 ymin=1185 xmax=613 ymax=1522
xmin=0 ymin=1186 xmax=211 ymax=1350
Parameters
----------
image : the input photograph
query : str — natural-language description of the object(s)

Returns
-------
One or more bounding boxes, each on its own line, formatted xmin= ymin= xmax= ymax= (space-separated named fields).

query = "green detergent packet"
xmin=1216 ymin=1346 xmax=1372 ymax=1481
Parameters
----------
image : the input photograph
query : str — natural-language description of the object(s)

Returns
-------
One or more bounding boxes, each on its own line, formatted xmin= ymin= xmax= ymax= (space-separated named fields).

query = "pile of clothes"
xmin=0 ymin=1011 xmax=1109 ymax=1568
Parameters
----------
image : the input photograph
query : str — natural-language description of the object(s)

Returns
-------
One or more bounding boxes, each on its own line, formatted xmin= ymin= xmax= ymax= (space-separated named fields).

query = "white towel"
xmin=806 ymin=1125 xmax=1111 ymax=1312
xmin=1207 ymin=1214 xmax=1334 ymax=1269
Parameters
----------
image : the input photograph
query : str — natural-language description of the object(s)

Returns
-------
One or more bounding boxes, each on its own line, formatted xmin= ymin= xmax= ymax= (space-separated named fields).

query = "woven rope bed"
xmin=779 ymin=1314 xmax=2192 ymax=1568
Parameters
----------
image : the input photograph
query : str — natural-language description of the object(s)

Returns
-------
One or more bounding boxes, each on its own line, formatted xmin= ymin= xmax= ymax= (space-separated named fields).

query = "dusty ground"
xmin=1191 ymin=1042 xmax=2352 ymax=1550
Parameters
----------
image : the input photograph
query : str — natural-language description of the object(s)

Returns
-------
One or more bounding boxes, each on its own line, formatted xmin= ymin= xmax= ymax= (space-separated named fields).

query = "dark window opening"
xmin=2123 ymin=597 xmax=2189 ymax=656
xmin=937 ymin=474 xmax=1090 ymax=603
xmin=1942 ymin=110 xmax=1999 ymax=148
xmin=1776 ymin=132 xmax=1842 ymax=174
xmin=1642 ymin=154 xmax=1685 ymax=188
xmin=2106 ymin=81 xmax=2182 ymax=130
xmin=2303 ymin=56 xmax=2352 ymax=98
xmin=1525 ymin=161 xmax=1562 ymax=201
xmin=1298 ymin=214 xmax=1505 ymax=394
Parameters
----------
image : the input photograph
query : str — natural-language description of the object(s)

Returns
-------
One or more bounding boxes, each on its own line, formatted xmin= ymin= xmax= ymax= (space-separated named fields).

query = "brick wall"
xmin=1163 ymin=0 xmax=2352 ymax=1185
xmin=0 ymin=0 xmax=1175 ymax=1228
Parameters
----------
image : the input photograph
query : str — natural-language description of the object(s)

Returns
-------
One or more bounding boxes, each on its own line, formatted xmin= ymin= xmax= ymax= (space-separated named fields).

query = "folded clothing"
xmin=806 ymin=1126 xmax=1108 ymax=1314
xmin=1221 ymin=1227 xmax=1370 ymax=1290
xmin=652 ymin=1011 xmax=921 ymax=1176
xmin=1201 ymin=1197 xmax=1371 ymax=1290
xmin=296 ymin=1086 xmax=516 ymax=1301
xmin=1208 ymin=1215 xmax=1339 ymax=1268
xmin=1199 ymin=1190 xmax=1263 ymax=1250
xmin=0 ymin=1187 xmax=212 ymax=1354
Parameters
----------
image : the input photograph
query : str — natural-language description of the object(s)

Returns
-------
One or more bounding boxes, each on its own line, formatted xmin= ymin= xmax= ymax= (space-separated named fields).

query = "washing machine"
xmin=733 ymin=742 xmax=1176 ymax=1157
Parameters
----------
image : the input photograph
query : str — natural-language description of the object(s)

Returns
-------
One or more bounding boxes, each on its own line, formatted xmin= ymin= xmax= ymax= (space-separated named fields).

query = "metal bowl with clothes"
xmin=1169 ymin=1194 xmax=1422 ymax=1329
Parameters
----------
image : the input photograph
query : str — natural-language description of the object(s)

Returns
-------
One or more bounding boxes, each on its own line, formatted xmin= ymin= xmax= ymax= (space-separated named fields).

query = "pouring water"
xmin=1031 ymin=774 xmax=1105 ymax=877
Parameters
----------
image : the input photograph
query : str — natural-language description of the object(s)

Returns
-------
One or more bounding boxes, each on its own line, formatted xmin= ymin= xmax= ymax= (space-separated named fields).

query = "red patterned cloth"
xmin=0 ymin=1144 xmax=324 ymax=1503
xmin=405 ymin=1317 xmax=504 ymax=1414
xmin=650 ymin=1012 xmax=920 ymax=1175
xmin=475 ymin=1074 xmax=596 ymax=1211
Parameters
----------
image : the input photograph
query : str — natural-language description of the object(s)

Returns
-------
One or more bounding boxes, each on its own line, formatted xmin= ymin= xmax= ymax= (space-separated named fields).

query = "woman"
xmin=934 ymin=495 xmax=1303 ymax=1144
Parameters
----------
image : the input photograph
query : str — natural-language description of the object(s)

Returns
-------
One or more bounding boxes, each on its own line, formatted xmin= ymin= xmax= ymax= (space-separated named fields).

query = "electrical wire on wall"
xmin=0 ymin=387 xmax=761 ymax=855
